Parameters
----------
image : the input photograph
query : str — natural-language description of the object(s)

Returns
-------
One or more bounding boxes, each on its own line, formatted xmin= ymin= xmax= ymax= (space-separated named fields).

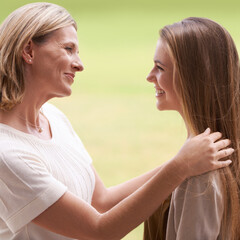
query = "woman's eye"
xmin=65 ymin=47 xmax=73 ymax=52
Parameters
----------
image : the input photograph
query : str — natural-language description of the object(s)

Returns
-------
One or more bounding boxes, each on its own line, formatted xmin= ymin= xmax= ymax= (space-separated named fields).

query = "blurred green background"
xmin=1 ymin=0 xmax=240 ymax=239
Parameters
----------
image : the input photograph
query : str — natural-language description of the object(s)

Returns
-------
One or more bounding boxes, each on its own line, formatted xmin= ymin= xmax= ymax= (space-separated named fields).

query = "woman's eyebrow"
xmin=65 ymin=41 xmax=76 ymax=47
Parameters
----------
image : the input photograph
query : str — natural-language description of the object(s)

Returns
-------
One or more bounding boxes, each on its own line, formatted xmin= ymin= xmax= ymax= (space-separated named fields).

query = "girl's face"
xmin=147 ymin=39 xmax=182 ymax=113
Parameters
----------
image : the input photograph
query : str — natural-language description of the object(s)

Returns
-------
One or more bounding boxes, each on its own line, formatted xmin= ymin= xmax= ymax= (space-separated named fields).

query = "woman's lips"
xmin=65 ymin=73 xmax=75 ymax=81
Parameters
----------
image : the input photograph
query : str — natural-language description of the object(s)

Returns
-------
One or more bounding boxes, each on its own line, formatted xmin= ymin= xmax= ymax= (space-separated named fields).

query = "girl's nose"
xmin=146 ymin=69 xmax=155 ymax=82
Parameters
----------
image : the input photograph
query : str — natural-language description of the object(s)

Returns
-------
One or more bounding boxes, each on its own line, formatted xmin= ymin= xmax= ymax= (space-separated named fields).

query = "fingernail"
xmin=204 ymin=128 xmax=210 ymax=134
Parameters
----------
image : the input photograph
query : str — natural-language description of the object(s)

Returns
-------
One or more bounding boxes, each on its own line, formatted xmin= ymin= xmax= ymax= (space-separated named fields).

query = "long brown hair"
xmin=160 ymin=17 xmax=240 ymax=239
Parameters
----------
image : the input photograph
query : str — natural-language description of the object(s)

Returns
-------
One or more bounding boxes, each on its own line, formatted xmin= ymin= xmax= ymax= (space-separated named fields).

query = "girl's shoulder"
xmin=174 ymin=171 xmax=223 ymax=200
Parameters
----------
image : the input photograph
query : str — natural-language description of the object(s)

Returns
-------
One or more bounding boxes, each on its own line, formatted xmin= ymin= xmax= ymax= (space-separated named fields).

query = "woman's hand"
xmin=174 ymin=128 xmax=233 ymax=179
xmin=32 ymin=128 xmax=233 ymax=240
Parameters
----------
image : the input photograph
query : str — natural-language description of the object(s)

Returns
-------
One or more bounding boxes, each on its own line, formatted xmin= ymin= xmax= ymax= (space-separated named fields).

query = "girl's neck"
xmin=182 ymin=116 xmax=194 ymax=140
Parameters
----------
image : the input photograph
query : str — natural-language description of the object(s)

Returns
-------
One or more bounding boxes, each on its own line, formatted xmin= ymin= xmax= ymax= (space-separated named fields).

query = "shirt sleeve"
xmin=166 ymin=172 xmax=223 ymax=240
xmin=0 ymin=150 xmax=67 ymax=234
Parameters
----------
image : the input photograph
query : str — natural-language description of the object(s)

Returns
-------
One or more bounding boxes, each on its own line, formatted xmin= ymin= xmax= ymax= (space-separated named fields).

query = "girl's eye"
xmin=156 ymin=65 xmax=164 ymax=71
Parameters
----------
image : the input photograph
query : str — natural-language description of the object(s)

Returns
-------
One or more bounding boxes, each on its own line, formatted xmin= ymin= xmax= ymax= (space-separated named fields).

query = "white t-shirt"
xmin=0 ymin=103 xmax=95 ymax=240
xmin=166 ymin=171 xmax=224 ymax=240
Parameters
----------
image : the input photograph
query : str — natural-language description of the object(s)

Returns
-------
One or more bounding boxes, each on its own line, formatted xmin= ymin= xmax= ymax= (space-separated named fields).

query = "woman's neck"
xmin=0 ymin=97 xmax=52 ymax=139
xmin=0 ymin=98 xmax=42 ymax=124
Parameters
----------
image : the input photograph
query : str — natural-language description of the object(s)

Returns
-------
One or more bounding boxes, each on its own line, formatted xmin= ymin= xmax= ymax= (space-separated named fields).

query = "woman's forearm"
xmin=93 ymin=130 xmax=233 ymax=239
xmin=97 ymin=157 xmax=185 ymax=240
xmin=92 ymin=165 xmax=163 ymax=212
xmin=92 ymin=129 xmax=233 ymax=213
xmin=33 ymin=156 xmax=185 ymax=240
xmin=33 ymin=130 xmax=233 ymax=239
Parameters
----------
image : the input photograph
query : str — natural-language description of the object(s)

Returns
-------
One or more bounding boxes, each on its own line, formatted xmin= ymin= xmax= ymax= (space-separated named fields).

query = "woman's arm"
xmin=92 ymin=129 xmax=232 ymax=213
xmin=91 ymin=164 xmax=163 ymax=213
xmin=32 ymin=129 xmax=233 ymax=240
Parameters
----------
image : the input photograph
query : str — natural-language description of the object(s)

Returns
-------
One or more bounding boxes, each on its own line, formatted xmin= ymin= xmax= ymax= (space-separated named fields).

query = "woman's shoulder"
xmin=42 ymin=102 xmax=65 ymax=117
xmin=0 ymin=124 xmax=27 ymax=149
xmin=43 ymin=103 xmax=71 ymax=126
xmin=43 ymin=103 xmax=82 ymax=144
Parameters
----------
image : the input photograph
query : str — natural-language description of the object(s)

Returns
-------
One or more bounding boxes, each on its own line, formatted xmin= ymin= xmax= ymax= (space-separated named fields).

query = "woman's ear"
xmin=22 ymin=40 xmax=34 ymax=64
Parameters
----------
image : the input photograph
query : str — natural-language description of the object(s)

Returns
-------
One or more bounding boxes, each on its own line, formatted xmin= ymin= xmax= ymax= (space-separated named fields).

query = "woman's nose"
xmin=72 ymin=56 xmax=84 ymax=72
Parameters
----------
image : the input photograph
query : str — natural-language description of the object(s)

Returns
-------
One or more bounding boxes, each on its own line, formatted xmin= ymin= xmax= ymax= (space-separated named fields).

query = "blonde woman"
xmin=145 ymin=17 xmax=240 ymax=239
xmin=0 ymin=4 xmax=233 ymax=240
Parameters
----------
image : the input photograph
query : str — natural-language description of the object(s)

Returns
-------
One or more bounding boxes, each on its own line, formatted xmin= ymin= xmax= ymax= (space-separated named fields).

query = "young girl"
xmin=145 ymin=17 xmax=240 ymax=240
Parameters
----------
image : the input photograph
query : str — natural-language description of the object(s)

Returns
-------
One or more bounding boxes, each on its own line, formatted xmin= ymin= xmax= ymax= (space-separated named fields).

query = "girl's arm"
xmin=32 ymin=129 xmax=232 ymax=240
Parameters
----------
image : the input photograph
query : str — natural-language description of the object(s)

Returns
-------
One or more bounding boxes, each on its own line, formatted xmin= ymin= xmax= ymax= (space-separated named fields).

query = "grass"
xmin=1 ymin=0 xmax=240 ymax=238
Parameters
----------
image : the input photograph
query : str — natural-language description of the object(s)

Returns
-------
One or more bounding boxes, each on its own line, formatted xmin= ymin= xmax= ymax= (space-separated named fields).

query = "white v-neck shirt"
xmin=0 ymin=103 xmax=95 ymax=240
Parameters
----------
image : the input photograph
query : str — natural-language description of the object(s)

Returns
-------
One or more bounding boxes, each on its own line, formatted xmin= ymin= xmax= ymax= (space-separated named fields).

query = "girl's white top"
xmin=0 ymin=103 xmax=95 ymax=240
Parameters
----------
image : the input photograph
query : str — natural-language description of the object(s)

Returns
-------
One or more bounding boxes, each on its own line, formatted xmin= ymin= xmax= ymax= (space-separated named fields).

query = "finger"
xmin=214 ymin=139 xmax=231 ymax=150
xmin=202 ymin=128 xmax=211 ymax=136
xmin=216 ymin=148 xmax=234 ymax=160
xmin=213 ymin=160 xmax=232 ymax=170
xmin=208 ymin=131 xmax=222 ymax=142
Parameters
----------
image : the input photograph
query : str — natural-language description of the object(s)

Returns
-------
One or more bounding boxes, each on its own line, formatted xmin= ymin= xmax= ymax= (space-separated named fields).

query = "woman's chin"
xmin=51 ymin=89 xmax=72 ymax=99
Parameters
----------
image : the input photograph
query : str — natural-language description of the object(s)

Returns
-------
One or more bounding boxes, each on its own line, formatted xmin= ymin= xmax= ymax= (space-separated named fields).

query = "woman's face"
xmin=29 ymin=25 xmax=83 ymax=98
xmin=147 ymin=39 xmax=182 ymax=113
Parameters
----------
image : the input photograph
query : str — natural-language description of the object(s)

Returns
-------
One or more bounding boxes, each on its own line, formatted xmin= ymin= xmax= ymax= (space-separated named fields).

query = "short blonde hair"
xmin=0 ymin=2 xmax=77 ymax=110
